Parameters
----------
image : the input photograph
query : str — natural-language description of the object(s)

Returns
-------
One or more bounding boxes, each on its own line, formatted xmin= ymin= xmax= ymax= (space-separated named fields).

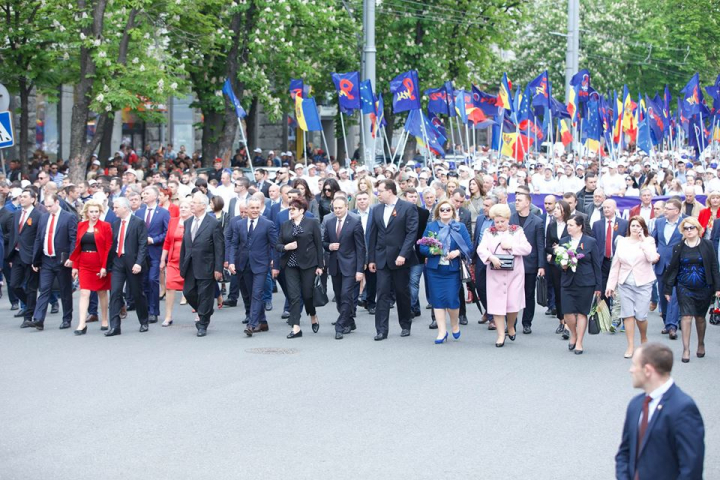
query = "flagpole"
xmin=391 ymin=129 xmax=407 ymax=165
xmin=359 ymin=111 xmax=368 ymax=165
xmin=464 ymin=123 xmax=470 ymax=160
xmin=339 ymin=111 xmax=350 ymax=168
xmin=236 ymin=116 xmax=254 ymax=176
xmin=303 ymin=131 xmax=308 ymax=166
xmin=456 ymin=117 xmax=465 ymax=155
xmin=448 ymin=116 xmax=457 ymax=154
xmin=382 ymin=126 xmax=392 ymax=163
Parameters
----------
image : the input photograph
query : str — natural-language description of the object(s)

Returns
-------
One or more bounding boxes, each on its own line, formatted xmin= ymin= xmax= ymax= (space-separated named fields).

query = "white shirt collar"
xmin=648 ymin=377 xmax=674 ymax=401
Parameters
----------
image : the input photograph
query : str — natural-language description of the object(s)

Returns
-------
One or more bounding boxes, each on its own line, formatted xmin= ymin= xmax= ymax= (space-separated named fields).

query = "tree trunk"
xmin=246 ymin=97 xmax=259 ymax=152
xmin=98 ymin=120 xmax=114 ymax=164
xmin=201 ymin=108 xmax=223 ymax=166
xmin=18 ymin=80 xmax=30 ymax=176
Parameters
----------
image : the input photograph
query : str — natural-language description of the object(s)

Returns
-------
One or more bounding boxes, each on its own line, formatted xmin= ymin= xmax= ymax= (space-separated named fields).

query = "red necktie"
xmin=336 ymin=218 xmax=342 ymax=239
xmin=636 ymin=395 xmax=652 ymax=463
xmin=118 ymin=220 xmax=127 ymax=256
xmin=18 ymin=210 xmax=27 ymax=233
xmin=47 ymin=213 xmax=56 ymax=256
xmin=605 ymin=220 xmax=612 ymax=258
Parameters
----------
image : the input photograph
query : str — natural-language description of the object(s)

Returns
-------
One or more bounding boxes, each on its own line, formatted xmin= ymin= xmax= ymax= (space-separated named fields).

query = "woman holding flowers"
xmin=478 ymin=204 xmax=532 ymax=347
xmin=556 ymin=215 xmax=602 ymax=355
xmin=419 ymin=200 xmax=472 ymax=344
xmin=605 ymin=216 xmax=660 ymax=359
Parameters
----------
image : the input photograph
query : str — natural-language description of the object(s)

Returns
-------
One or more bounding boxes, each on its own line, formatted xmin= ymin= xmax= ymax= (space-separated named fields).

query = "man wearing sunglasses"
xmin=652 ymin=198 xmax=685 ymax=339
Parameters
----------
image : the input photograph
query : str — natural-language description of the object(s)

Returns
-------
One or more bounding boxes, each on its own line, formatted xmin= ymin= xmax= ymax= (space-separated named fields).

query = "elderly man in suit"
xmin=652 ymin=198 xmax=684 ymax=339
xmin=7 ymin=189 xmax=43 ymax=328
xmin=227 ymin=197 xmax=277 ymax=336
xmin=28 ymin=193 xmax=78 ymax=330
xmin=591 ymin=199 xmax=628 ymax=305
xmin=105 ymin=196 xmax=149 ymax=336
xmin=616 ymin=343 xmax=704 ymax=480
xmin=510 ymin=192 xmax=546 ymax=334
xmin=324 ymin=196 xmax=366 ymax=339
xmin=137 ymin=186 xmax=170 ymax=323
xmin=368 ymin=179 xmax=419 ymax=340
xmin=180 ymin=193 xmax=224 ymax=337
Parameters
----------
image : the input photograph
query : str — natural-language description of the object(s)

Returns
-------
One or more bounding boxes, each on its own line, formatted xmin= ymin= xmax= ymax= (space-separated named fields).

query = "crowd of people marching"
xmin=1 ymin=144 xmax=719 ymax=361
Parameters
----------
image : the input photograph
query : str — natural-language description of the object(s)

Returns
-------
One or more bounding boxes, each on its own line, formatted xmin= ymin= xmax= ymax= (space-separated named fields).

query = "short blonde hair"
xmin=705 ymin=191 xmax=720 ymax=207
xmin=679 ymin=217 xmax=702 ymax=239
xmin=489 ymin=203 xmax=511 ymax=220
xmin=82 ymin=199 xmax=104 ymax=220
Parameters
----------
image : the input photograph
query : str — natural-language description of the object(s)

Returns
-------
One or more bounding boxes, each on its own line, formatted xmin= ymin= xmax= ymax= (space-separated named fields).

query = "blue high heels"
xmin=435 ymin=333 xmax=448 ymax=344
xmin=452 ymin=330 xmax=461 ymax=340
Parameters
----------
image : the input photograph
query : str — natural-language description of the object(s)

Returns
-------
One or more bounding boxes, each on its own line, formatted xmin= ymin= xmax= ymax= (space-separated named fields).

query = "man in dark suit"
xmin=541 ymin=195 xmax=557 ymax=316
xmin=652 ymin=199 xmax=684 ymax=339
xmin=451 ymin=190 xmax=473 ymax=325
xmin=510 ymin=192 xmax=546 ymax=334
xmin=404 ymin=189 xmax=429 ymax=320
xmin=473 ymin=195 xmax=496 ymax=328
xmin=368 ymin=179 xmax=419 ymax=340
xmin=324 ymin=196 xmax=366 ymax=339
xmin=253 ymin=168 xmax=271 ymax=197
xmin=6 ymin=189 xmax=43 ymax=327
xmin=227 ymin=197 xmax=277 ymax=336
xmin=136 ymin=186 xmax=170 ymax=323
xmin=616 ymin=343 xmax=704 ymax=480
xmin=180 ymin=193 xmax=225 ymax=337
xmin=352 ymin=190 xmax=377 ymax=314
xmin=105 ymin=197 xmax=150 ymax=336
xmin=28 ymin=193 xmax=77 ymax=330
xmin=562 ymin=192 xmax=591 ymax=235
xmin=591 ymin=199 xmax=628 ymax=305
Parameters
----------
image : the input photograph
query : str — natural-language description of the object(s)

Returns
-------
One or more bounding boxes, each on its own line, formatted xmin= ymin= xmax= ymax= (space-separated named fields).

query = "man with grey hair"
xmin=138 ymin=185 xmax=170 ymax=323
xmin=682 ymin=185 xmax=703 ymax=218
xmin=105 ymin=196 xmax=150 ymax=336
xmin=180 ymin=193 xmax=224 ymax=337
xmin=591 ymin=198 xmax=628 ymax=309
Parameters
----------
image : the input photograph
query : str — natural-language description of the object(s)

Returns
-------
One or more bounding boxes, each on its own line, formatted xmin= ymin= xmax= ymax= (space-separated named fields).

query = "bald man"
xmin=591 ymin=199 xmax=628 ymax=305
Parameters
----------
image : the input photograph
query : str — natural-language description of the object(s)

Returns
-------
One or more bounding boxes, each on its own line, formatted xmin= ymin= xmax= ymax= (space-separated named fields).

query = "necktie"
xmin=118 ymin=220 xmax=126 ymax=256
xmin=637 ymin=395 xmax=652 ymax=458
xmin=47 ymin=213 xmax=56 ymax=256
xmin=336 ymin=218 xmax=342 ymax=239
xmin=248 ymin=219 xmax=254 ymax=237
xmin=191 ymin=218 xmax=199 ymax=241
xmin=606 ymin=220 xmax=612 ymax=258
xmin=145 ymin=208 xmax=153 ymax=227
xmin=18 ymin=210 xmax=27 ymax=233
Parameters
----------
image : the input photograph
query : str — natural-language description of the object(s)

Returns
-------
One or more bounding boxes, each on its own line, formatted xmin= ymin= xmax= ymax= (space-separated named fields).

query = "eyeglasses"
xmin=439 ymin=208 xmax=452 ymax=213
xmin=683 ymin=225 xmax=697 ymax=231
xmin=323 ymin=188 xmax=332 ymax=192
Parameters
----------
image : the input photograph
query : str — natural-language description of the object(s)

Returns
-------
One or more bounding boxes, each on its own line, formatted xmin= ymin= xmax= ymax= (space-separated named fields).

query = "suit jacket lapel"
xmin=639 ymin=385 xmax=675 ymax=457
xmin=193 ymin=216 xmax=210 ymax=244
xmin=386 ymin=203 xmax=398 ymax=228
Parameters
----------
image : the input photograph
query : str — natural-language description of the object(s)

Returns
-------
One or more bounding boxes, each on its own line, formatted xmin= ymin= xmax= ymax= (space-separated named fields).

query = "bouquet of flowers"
xmin=417 ymin=231 xmax=444 ymax=256
xmin=554 ymin=242 xmax=585 ymax=272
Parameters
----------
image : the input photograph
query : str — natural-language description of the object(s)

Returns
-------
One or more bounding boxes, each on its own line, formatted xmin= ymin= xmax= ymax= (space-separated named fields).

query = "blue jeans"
xmin=657 ymin=273 xmax=679 ymax=330
xmin=409 ymin=264 xmax=424 ymax=313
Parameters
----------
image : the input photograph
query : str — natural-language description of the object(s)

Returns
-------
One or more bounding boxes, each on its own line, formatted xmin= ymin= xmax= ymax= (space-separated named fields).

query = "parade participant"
xmin=652 ymin=199 xmax=684 ymax=340
xmin=137 ymin=186 xmax=170 ymax=324
xmin=697 ymin=191 xmax=720 ymax=237
xmin=546 ymin=200 xmax=570 ymax=336
xmin=159 ymin=199 xmax=192 ymax=326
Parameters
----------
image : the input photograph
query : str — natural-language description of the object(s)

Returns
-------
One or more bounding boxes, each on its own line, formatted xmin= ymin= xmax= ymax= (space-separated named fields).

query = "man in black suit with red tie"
xmin=180 ymin=193 xmax=225 ymax=337
xmin=324 ymin=196 xmax=366 ymax=339
xmin=368 ymin=179 xmax=419 ymax=340
xmin=105 ymin=197 xmax=150 ymax=336
xmin=28 ymin=193 xmax=78 ymax=330
xmin=6 ymin=189 xmax=43 ymax=328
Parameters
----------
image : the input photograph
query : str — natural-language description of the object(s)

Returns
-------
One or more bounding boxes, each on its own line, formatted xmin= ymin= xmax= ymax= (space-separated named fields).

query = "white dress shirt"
xmin=43 ymin=211 xmax=60 ymax=257
xmin=642 ymin=378 xmax=674 ymax=425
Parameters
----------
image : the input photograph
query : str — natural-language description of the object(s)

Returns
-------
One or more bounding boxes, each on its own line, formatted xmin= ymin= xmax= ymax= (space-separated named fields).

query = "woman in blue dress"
xmin=419 ymin=200 xmax=472 ymax=344
xmin=663 ymin=217 xmax=720 ymax=363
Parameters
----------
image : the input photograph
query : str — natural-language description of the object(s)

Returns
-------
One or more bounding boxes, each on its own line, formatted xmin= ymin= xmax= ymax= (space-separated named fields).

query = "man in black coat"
xmin=180 ymin=193 xmax=225 ymax=337
xmin=451 ymin=190 xmax=473 ymax=326
xmin=105 ymin=197 xmax=149 ymax=336
xmin=28 ymin=193 xmax=78 ymax=330
xmin=368 ymin=179 xmax=419 ymax=340
xmin=403 ymin=189 xmax=429 ymax=320
xmin=510 ymin=192 xmax=546 ymax=334
xmin=323 ymin=197 xmax=366 ymax=339
xmin=6 ymin=189 xmax=43 ymax=327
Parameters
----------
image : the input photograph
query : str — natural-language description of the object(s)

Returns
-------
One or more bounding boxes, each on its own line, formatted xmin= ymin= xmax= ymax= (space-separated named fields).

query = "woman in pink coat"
xmin=478 ymin=204 xmax=532 ymax=347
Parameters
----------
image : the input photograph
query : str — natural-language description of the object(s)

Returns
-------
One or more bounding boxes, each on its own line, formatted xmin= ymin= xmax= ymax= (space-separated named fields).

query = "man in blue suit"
xmin=590 ymin=199 xmax=628 ymax=307
xmin=651 ymin=198 xmax=684 ymax=339
xmin=228 ymin=197 xmax=277 ymax=336
xmin=136 ymin=186 xmax=170 ymax=323
xmin=510 ymin=192 xmax=546 ymax=334
xmin=473 ymin=195 xmax=496 ymax=328
xmin=28 ymin=193 xmax=78 ymax=330
xmin=616 ymin=343 xmax=704 ymax=480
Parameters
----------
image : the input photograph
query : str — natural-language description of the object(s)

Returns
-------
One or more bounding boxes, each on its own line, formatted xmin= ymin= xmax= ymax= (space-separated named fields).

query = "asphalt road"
xmin=0 ymin=282 xmax=716 ymax=480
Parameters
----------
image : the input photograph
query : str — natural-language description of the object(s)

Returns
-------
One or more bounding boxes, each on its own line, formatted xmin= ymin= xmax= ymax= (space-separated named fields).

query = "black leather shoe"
xmin=374 ymin=334 xmax=387 ymax=341
xmin=568 ymin=343 xmax=576 ymax=351
xmin=669 ymin=329 xmax=678 ymax=340
xmin=368 ymin=307 xmax=376 ymax=315
xmin=20 ymin=319 xmax=33 ymax=328
xmin=425 ymin=304 xmax=433 ymax=309
xmin=335 ymin=332 xmax=343 ymax=340
xmin=312 ymin=322 xmax=320 ymax=333
xmin=358 ymin=300 xmax=367 ymax=308
xmin=197 ymin=329 xmax=207 ymax=337
xmin=412 ymin=310 xmax=421 ymax=318
xmin=59 ymin=321 xmax=71 ymax=329
xmin=350 ymin=323 xmax=357 ymax=331
xmin=555 ymin=323 xmax=565 ymax=334
xmin=15 ymin=309 xmax=26 ymax=318
xmin=242 ymin=317 xmax=249 ymax=324
xmin=223 ymin=300 xmax=237 ymax=307
xmin=574 ymin=349 xmax=584 ymax=355
xmin=545 ymin=308 xmax=557 ymax=316
xmin=459 ymin=315 xmax=468 ymax=325
xmin=400 ymin=329 xmax=411 ymax=337
xmin=74 ymin=326 xmax=87 ymax=335
xmin=287 ymin=330 xmax=302 ymax=339
xmin=429 ymin=320 xmax=438 ymax=329
xmin=139 ymin=324 xmax=149 ymax=332
xmin=105 ymin=328 xmax=121 ymax=337
xmin=342 ymin=326 xmax=352 ymax=334
xmin=661 ymin=328 xmax=669 ymax=334
xmin=523 ymin=325 xmax=532 ymax=334
xmin=264 ymin=301 xmax=273 ymax=311
xmin=244 ymin=327 xmax=253 ymax=337
xmin=100 ymin=326 xmax=109 ymax=331
xmin=10 ymin=302 xmax=19 ymax=311
xmin=29 ymin=320 xmax=44 ymax=331
xmin=50 ymin=303 xmax=59 ymax=314
xmin=562 ymin=329 xmax=570 ymax=340
xmin=148 ymin=315 xmax=158 ymax=324
xmin=281 ymin=310 xmax=290 ymax=319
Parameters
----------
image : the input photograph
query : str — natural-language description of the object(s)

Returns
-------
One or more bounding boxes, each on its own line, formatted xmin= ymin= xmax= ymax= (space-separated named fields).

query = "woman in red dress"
xmin=159 ymin=187 xmax=180 ymax=218
xmin=160 ymin=198 xmax=192 ymax=326
xmin=69 ymin=199 xmax=113 ymax=334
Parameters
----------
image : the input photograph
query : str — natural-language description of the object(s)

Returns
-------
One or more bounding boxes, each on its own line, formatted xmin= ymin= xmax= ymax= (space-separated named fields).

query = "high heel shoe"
xmin=74 ymin=326 xmax=87 ymax=336
xmin=287 ymin=330 xmax=303 ymax=339
xmin=452 ymin=330 xmax=461 ymax=340
xmin=568 ymin=343 xmax=576 ymax=351
xmin=435 ymin=332 xmax=448 ymax=344
xmin=162 ymin=320 xmax=173 ymax=327
xmin=495 ymin=339 xmax=506 ymax=347
xmin=100 ymin=325 xmax=109 ymax=331
xmin=311 ymin=318 xmax=319 ymax=333
xmin=507 ymin=333 xmax=516 ymax=341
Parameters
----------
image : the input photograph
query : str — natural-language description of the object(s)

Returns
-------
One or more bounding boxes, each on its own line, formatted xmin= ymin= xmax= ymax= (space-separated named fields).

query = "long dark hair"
xmin=292 ymin=178 xmax=314 ymax=202
xmin=322 ymin=178 xmax=341 ymax=198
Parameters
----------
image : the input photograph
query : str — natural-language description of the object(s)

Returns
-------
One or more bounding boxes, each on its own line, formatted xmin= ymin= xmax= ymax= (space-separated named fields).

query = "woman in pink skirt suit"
xmin=478 ymin=204 xmax=532 ymax=347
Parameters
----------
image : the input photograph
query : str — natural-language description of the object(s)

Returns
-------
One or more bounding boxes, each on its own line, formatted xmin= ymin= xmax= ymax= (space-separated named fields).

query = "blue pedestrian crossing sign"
xmin=0 ymin=111 xmax=14 ymax=148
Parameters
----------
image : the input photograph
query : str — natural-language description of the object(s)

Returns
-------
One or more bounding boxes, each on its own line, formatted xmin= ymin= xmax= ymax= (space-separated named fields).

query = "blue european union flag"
xmin=222 ymin=79 xmax=247 ymax=119
xmin=359 ymin=80 xmax=376 ymax=115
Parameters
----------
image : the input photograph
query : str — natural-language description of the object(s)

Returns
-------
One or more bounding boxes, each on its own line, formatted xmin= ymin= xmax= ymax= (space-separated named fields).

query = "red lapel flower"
xmin=391 ymin=210 xmax=397 ymax=217
xmin=580 ymin=242 xmax=584 ymax=250
xmin=27 ymin=218 xmax=32 ymax=226
xmin=613 ymin=223 xmax=618 ymax=232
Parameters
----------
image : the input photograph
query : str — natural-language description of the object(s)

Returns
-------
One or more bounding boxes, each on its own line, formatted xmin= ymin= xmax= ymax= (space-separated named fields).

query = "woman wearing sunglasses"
xmin=663 ymin=217 xmax=720 ymax=363
xmin=419 ymin=200 xmax=472 ymax=344
xmin=624 ymin=176 xmax=640 ymax=196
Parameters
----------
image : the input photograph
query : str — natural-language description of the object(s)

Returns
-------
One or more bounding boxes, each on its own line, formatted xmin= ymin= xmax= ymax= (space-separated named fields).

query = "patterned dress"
xmin=676 ymin=245 xmax=713 ymax=316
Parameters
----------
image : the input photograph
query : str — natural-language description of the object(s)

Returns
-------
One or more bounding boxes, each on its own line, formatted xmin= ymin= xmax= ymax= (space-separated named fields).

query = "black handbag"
xmin=588 ymin=294 xmax=601 ymax=335
xmin=490 ymin=244 xmax=514 ymax=271
xmin=313 ymin=275 xmax=329 ymax=307
xmin=536 ymin=274 xmax=548 ymax=307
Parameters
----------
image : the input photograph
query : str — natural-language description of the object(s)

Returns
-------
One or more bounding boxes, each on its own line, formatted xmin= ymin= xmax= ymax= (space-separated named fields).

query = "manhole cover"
xmin=245 ymin=347 xmax=299 ymax=355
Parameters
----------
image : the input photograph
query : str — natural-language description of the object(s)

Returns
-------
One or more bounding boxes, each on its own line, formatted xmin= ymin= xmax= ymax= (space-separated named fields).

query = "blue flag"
xmin=425 ymin=86 xmax=449 ymax=115
xmin=359 ymin=80 xmax=376 ymax=115
xmin=471 ymin=85 xmax=503 ymax=117
xmin=390 ymin=70 xmax=421 ymax=113
xmin=428 ymin=111 xmax=447 ymax=138
xmin=570 ymin=69 xmax=591 ymax=103
xmin=528 ymin=71 xmax=550 ymax=111
xmin=681 ymin=73 xmax=708 ymax=117
xmin=404 ymin=109 xmax=447 ymax=157
xmin=331 ymin=72 xmax=361 ymax=112
xmin=444 ymin=81 xmax=456 ymax=118
xmin=222 ymin=79 xmax=247 ymax=119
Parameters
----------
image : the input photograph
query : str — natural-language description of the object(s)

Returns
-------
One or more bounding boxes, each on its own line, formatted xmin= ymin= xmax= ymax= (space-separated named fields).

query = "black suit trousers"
xmin=110 ymin=257 xmax=149 ymax=329
xmin=34 ymin=256 xmax=73 ymax=323
xmin=474 ymin=263 xmax=488 ymax=313
xmin=242 ymin=265 xmax=268 ymax=328
xmin=601 ymin=257 xmax=612 ymax=305
xmin=375 ymin=266 xmax=412 ymax=334
xmin=522 ymin=273 xmax=537 ymax=326
xmin=332 ymin=273 xmax=357 ymax=332
xmin=548 ymin=264 xmax=564 ymax=321
xmin=10 ymin=254 xmax=38 ymax=321
xmin=285 ymin=266 xmax=316 ymax=326
xmin=182 ymin=268 xmax=215 ymax=330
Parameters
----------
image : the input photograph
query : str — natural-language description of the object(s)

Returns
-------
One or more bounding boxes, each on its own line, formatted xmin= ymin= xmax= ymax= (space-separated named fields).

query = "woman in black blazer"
xmin=545 ymin=200 xmax=571 ymax=336
xmin=556 ymin=214 xmax=602 ymax=355
xmin=276 ymin=198 xmax=324 ymax=338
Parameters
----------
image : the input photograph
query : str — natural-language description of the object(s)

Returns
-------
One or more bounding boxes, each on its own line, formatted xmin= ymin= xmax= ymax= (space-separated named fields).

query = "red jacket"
xmin=69 ymin=220 xmax=113 ymax=270
xmin=629 ymin=204 xmax=654 ymax=220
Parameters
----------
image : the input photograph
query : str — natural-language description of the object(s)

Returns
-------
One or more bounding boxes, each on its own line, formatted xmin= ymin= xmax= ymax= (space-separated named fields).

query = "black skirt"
xmin=561 ymin=285 xmax=594 ymax=316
